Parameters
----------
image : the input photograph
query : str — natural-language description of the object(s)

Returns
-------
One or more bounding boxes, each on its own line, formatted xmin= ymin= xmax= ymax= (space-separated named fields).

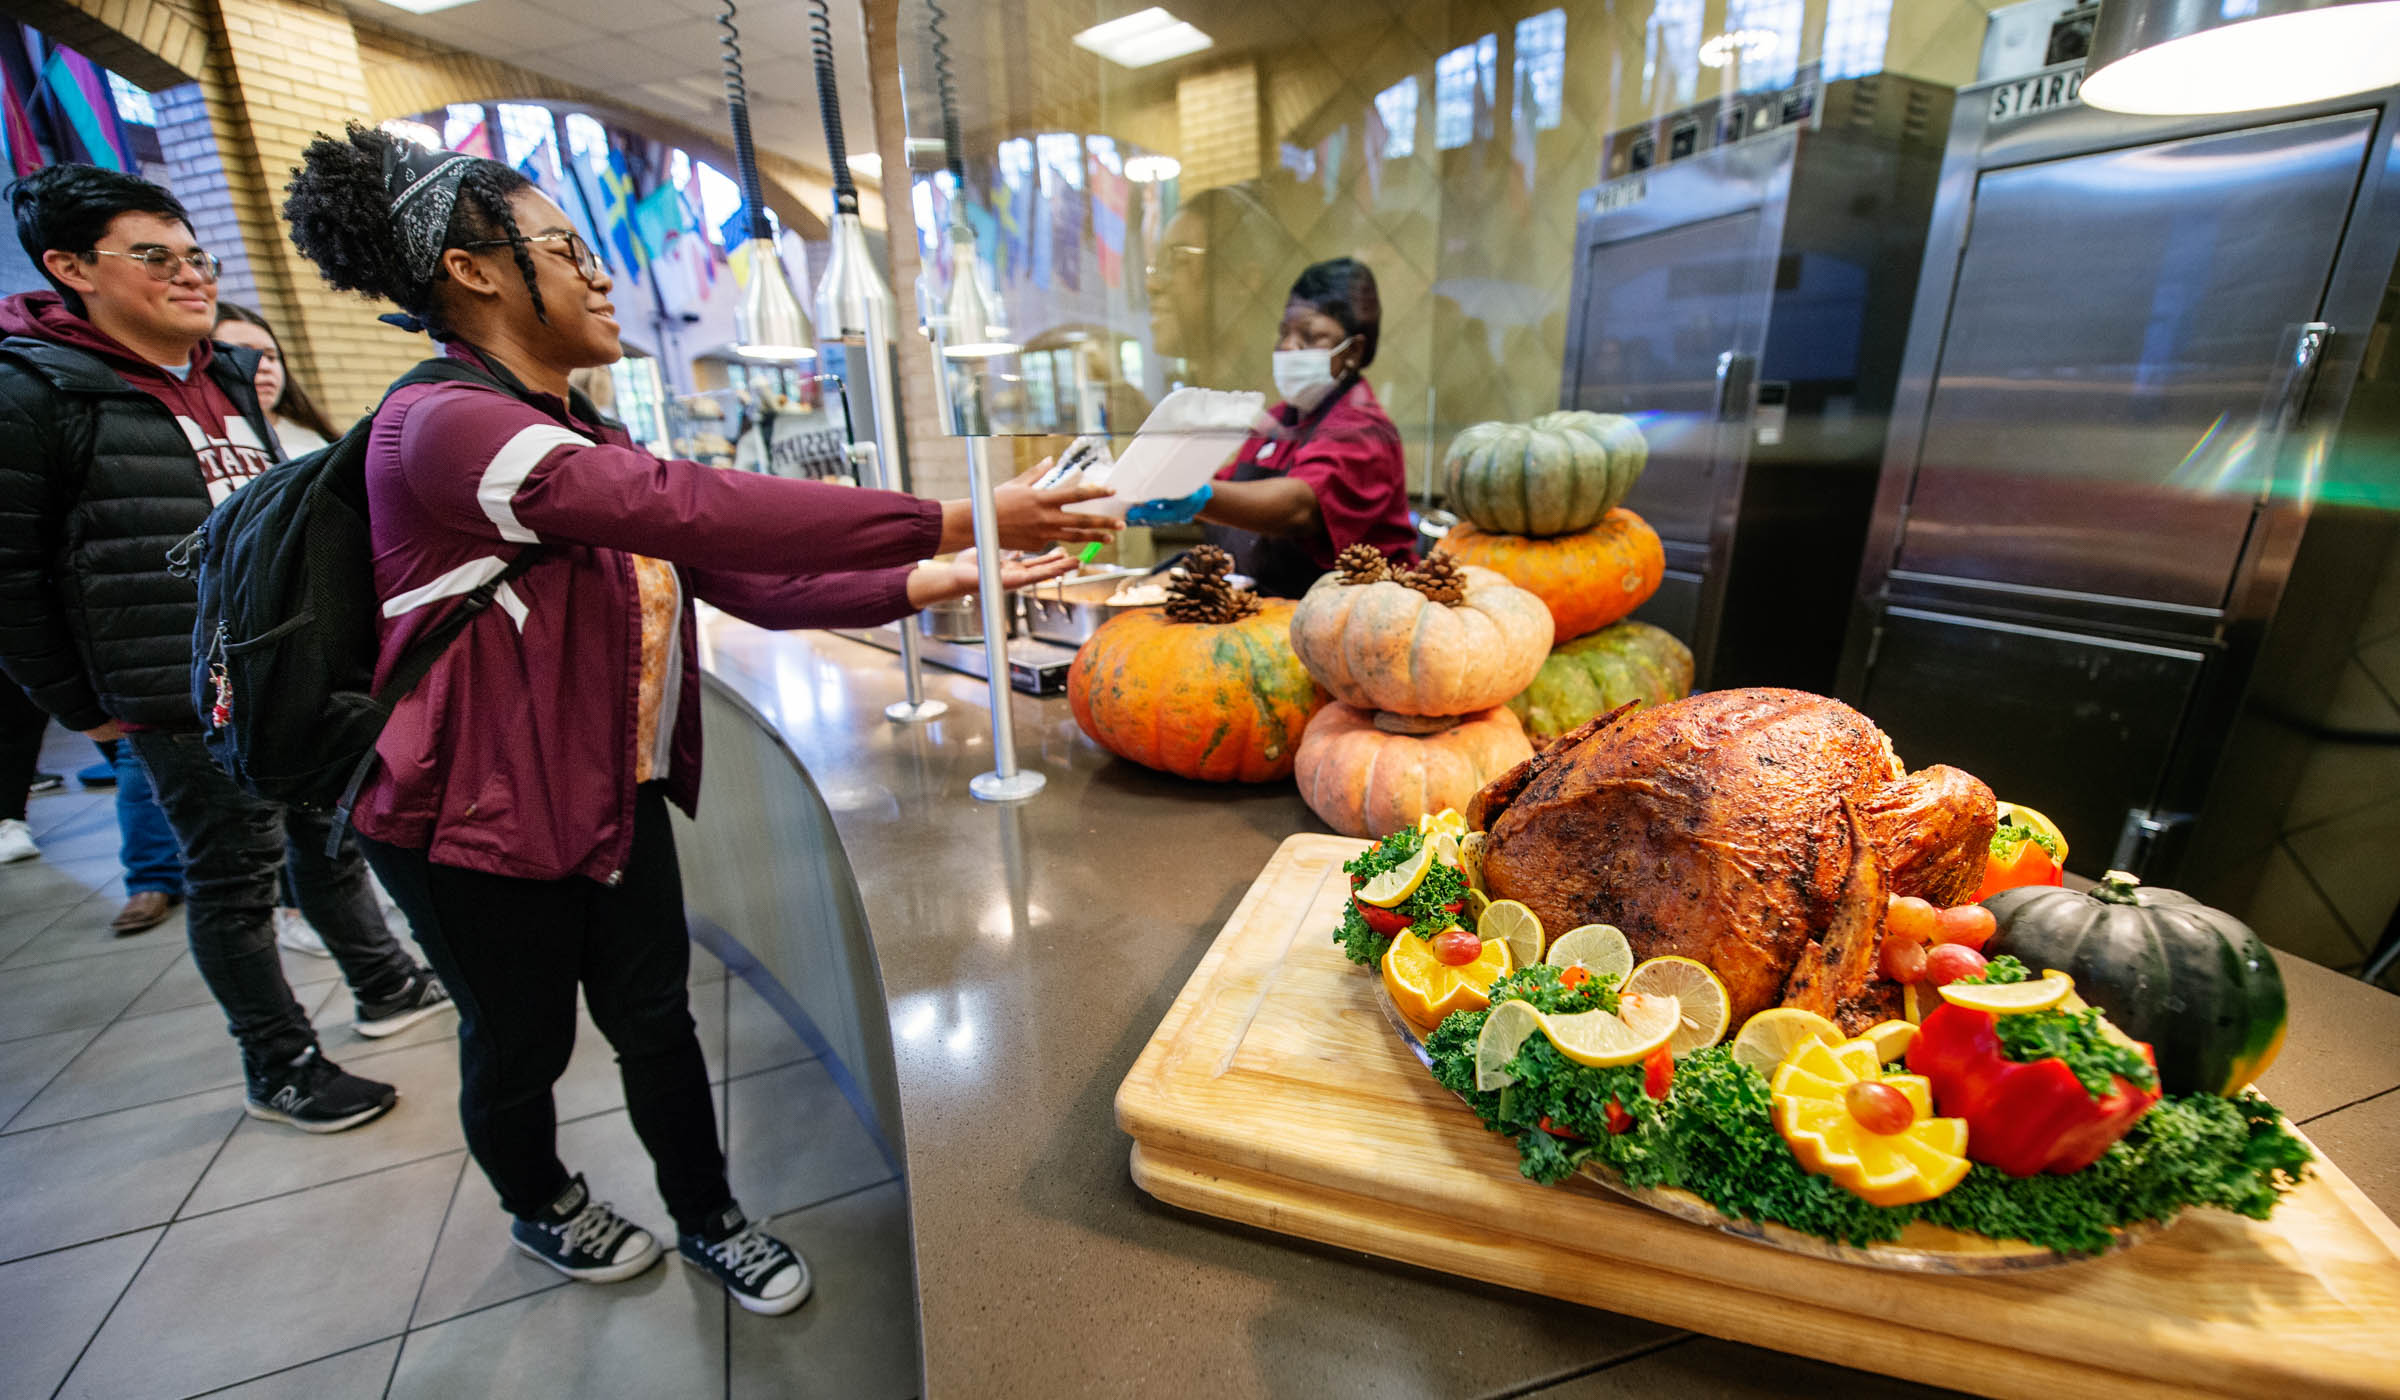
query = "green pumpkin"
xmin=1504 ymin=620 xmax=1693 ymax=744
xmin=1983 ymin=871 xmax=2288 ymax=1097
xmin=1443 ymin=411 xmax=1646 ymax=538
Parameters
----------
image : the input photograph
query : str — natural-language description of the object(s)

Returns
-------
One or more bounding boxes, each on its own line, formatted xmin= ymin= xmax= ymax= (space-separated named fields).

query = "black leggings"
xmin=359 ymin=786 xmax=734 ymax=1234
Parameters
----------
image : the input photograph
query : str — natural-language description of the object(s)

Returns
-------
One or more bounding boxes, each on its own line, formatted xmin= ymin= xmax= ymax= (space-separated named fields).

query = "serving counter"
xmin=682 ymin=614 xmax=2400 ymax=1400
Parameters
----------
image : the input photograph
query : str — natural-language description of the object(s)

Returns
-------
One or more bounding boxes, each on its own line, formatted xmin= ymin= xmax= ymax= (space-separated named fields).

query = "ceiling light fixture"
xmin=1123 ymin=154 xmax=1181 ymax=182
xmin=1698 ymin=28 xmax=1781 ymax=69
xmin=2082 ymin=0 xmax=2400 ymax=115
xmin=372 ymin=0 xmax=482 ymax=13
xmin=718 ymin=0 xmax=816 ymax=360
xmin=1072 ymin=7 xmax=1214 ymax=69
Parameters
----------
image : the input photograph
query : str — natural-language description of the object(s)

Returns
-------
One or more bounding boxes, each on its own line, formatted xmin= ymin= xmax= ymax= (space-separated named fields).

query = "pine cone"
xmin=1398 ymin=552 xmax=1467 ymax=606
xmin=1335 ymin=543 xmax=1389 ymax=586
xmin=1165 ymin=545 xmax=1261 ymax=623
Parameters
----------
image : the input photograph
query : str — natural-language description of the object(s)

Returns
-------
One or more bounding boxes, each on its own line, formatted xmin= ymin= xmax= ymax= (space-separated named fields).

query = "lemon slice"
xmin=1358 ymin=843 xmax=1434 ymax=908
xmin=1458 ymin=831 xmax=1487 ymax=891
xmin=1542 ymin=993 xmax=1682 ymax=1068
xmin=1939 ymin=973 xmax=2072 ymax=1015
xmin=1429 ymin=832 xmax=1464 ymax=874
xmin=1478 ymin=899 xmax=1546 ymax=968
xmin=1997 ymin=800 xmax=2069 ymax=864
xmin=1544 ymin=923 xmax=1634 ymax=982
xmin=1475 ymin=998 xmax=1545 ymax=1091
xmin=1418 ymin=808 xmax=1468 ymax=840
xmin=1622 ymin=956 xmax=1732 ymax=1055
xmin=1464 ymin=888 xmax=1492 ymax=922
xmin=1731 ymin=1007 xmax=1843 ymax=1076
xmin=1859 ymin=1019 xmax=1919 ymax=1064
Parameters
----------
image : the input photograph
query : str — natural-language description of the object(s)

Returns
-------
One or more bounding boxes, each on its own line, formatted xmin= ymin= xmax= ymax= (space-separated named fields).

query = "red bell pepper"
xmin=1355 ymin=900 xmax=1412 ymax=936
xmin=1975 ymin=841 xmax=2063 ymax=901
xmin=1906 ymin=1003 xmax=2160 ymax=1176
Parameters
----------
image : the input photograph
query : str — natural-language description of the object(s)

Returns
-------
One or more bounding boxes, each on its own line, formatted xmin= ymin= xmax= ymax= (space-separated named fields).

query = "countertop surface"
xmin=698 ymin=619 xmax=2400 ymax=1400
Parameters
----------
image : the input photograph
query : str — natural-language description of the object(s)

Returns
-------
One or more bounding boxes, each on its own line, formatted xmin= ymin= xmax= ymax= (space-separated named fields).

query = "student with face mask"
xmin=1129 ymin=257 xmax=1415 ymax=598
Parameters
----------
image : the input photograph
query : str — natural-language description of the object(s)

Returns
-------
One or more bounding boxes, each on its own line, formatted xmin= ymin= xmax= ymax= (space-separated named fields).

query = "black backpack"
xmin=174 ymin=357 xmax=539 ymax=841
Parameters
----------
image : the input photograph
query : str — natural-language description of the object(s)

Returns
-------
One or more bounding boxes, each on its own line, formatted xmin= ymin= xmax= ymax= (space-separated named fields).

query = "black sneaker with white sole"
xmin=355 ymin=969 xmax=454 ymax=1039
xmin=511 ymin=1176 xmax=663 ymax=1283
xmin=679 ymin=1207 xmax=812 ymax=1316
xmin=244 ymin=1046 xmax=397 ymax=1133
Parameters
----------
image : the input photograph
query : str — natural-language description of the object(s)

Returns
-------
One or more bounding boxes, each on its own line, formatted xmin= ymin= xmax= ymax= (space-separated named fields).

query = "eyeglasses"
xmin=465 ymin=231 xmax=606 ymax=283
xmin=86 ymin=248 xmax=221 ymax=283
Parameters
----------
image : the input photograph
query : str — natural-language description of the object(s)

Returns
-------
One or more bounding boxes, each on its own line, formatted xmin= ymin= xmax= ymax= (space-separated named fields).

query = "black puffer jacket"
xmin=0 ymin=332 xmax=271 ymax=730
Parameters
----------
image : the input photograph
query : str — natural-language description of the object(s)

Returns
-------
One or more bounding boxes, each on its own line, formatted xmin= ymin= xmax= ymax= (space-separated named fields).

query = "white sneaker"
xmin=274 ymin=907 xmax=330 ymax=957
xmin=0 ymin=818 xmax=36 ymax=864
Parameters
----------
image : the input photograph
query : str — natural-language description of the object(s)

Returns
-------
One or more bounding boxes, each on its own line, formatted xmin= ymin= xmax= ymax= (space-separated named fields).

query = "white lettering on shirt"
xmin=177 ymin=415 xmax=275 ymax=505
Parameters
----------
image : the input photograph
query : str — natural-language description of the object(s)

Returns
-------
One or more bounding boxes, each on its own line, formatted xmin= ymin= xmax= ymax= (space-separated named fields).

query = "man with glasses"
xmin=0 ymin=164 xmax=450 ymax=1132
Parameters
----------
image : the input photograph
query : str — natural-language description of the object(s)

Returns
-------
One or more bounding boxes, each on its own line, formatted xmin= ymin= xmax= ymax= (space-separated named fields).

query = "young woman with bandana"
xmin=1130 ymin=258 xmax=1416 ymax=598
xmin=282 ymin=126 xmax=1116 ymax=1317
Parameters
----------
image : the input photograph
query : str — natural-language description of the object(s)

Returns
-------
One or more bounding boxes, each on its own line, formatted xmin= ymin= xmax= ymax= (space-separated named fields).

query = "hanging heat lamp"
xmin=719 ymin=0 xmax=816 ymax=359
xmin=2081 ymin=0 xmax=2400 ymax=115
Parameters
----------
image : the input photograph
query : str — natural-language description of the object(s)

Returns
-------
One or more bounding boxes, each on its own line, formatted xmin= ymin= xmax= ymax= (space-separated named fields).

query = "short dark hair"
xmin=283 ymin=123 xmax=541 ymax=337
xmin=1288 ymin=257 xmax=1381 ymax=371
xmin=8 ymin=164 xmax=195 ymax=309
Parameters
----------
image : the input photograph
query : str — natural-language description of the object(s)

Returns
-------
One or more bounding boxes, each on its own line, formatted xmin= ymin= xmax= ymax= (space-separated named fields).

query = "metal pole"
xmin=962 ymin=434 xmax=1042 ymax=801
xmin=858 ymin=293 xmax=945 ymax=723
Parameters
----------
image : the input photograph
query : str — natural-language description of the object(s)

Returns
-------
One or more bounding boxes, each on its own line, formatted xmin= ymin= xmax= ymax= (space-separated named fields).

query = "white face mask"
xmin=1272 ymin=335 xmax=1354 ymax=407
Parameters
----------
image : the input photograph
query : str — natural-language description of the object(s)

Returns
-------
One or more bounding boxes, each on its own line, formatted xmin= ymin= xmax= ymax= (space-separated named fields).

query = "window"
xmin=1036 ymin=132 xmax=1085 ymax=190
xmin=1434 ymin=35 xmax=1496 ymax=151
xmin=442 ymin=103 xmax=489 ymax=154
xmin=1512 ymin=11 xmax=1567 ymax=132
xmin=1085 ymin=134 xmax=1121 ymax=175
xmin=380 ymin=119 xmax=441 ymax=151
xmin=1724 ymin=0 xmax=1805 ymax=92
xmin=105 ymin=72 xmax=155 ymax=127
xmin=564 ymin=112 xmax=608 ymax=164
xmin=496 ymin=103 xmax=557 ymax=175
xmin=1820 ymin=0 xmax=1893 ymax=80
xmin=1374 ymin=76 xmax=1418 ymax=158
xmin=693 ymin=162 xmax=742 ymax=245
xmin=1645 ymin=0 xmax=1704 ymax=107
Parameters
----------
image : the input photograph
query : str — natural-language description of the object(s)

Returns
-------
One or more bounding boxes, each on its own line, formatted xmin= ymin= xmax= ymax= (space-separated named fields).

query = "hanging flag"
xmin=630 ymin=182 xmax=687 ymax=265
xmin=593 ymin=144 xmax=649 ymax=273
xmin=1 ymin=67 xmax=44 ymax=177
xmin=1087 ymin=144 xmax=1129 ymax=292
xmin=991 ymin=178 xmax=1017 ymax=284
xmin=1364 ymin=102 xmax=1386 ymax=203
xmin=39 ymin=50 xmax=126 ymax=171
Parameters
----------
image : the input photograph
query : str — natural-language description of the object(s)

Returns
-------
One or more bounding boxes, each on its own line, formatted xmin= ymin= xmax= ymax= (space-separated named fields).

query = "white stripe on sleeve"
xmin=381 ymin=555 xmax=508 ymax=618
xmin=478 ymin=424 xmax=588 ymax=543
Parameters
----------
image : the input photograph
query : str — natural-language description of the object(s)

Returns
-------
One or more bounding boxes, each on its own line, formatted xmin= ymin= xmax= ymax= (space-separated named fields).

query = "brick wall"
xmin=1176 ymin=62 xmax=1262 ymax=193
xmin=150 ymin=79 xmax=258 ymax=308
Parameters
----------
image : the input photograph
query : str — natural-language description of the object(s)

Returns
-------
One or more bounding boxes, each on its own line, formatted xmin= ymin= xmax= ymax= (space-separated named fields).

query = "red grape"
xmin=1846 ymin=1081 xmax=1917 ymax=1135
xmin=1923 ymin=942 xmax=1988 ymax=986
xmin=1432 ymin=928 xmax=1483 ymax=966
xmin=1885 ymin=896 xmax=1940 ymax=946
xmin=1936 ymin=903 xmax=1999 ymax=950
xmin=1880 ymin=933 xmax=1928 ymax=984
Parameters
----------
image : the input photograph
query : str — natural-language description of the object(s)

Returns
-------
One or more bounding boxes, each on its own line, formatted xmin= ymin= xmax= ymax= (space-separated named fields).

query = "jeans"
xmin=107 ymin=741 xmax=183 ymax=895
xmin=129 ymin=729 xmax=421 ymax=1074
xmin=359 ymin=787 xmax=734 ymax=1235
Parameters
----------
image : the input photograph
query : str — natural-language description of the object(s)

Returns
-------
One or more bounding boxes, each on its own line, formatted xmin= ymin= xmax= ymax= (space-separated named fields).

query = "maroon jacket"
xmin=357 ymin=345 xmax=941 ymax=883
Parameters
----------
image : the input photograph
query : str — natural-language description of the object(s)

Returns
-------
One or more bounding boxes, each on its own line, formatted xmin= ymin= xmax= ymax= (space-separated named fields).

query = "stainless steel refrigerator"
xmin=1837 ymin=61 xmax=2400 ymax=897
xmin=1560 ymin=72 xmax=1954 ymax=693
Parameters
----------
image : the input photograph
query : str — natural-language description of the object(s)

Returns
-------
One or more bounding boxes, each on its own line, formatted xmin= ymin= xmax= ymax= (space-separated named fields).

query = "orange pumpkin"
xmin=1294 ymin=703 xmax=1535 ymax=838
xmin=1439 ymin=509 xmax=1665 ymax=642
xmin=1288 ymin=556 xmax=1553 ymax=717
xmin=1068 ymin=570 xmax=1325 ymax=783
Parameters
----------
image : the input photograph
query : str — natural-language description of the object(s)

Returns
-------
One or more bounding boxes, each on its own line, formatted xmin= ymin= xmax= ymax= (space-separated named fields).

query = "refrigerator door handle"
xmin=1712 ymin=350 xmax=1756 ymax=423
xmin=2269 ymin=322 xmax=2334 ymax=434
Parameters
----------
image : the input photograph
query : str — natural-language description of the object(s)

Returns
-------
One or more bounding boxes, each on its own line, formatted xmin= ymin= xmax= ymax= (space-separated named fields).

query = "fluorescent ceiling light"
xmin=374 ymin=0 xmax=482 ymax=13
xmin=847 ymin=152 xmax=882 ymax=180
xmin=1698 ymin=29 xmax=1781 ymax=68
xmin=2081 ymin=1 xmax=2400 ymax=114
xmin=1073 ymin=8 xmax=1214 ymax=68
xmin=1123 ymin=154 xmax=1181 ymax=182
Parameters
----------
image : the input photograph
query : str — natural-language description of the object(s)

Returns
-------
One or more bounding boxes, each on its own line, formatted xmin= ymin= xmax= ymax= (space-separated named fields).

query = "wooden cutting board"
xmin=1116 ymin=834 xmax=2400 ymax=1400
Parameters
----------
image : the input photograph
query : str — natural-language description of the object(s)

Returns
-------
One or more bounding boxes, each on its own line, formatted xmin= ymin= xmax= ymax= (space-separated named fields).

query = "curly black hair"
xmin=282 ymin=123 xmax=546 ymax=338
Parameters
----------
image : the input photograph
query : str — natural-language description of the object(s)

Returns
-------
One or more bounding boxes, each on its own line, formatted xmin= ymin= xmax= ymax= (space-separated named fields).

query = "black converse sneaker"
xmin=679 ymin=1207 xmax=812 ymax=1316
xmin=244 ymin=1046 xmax=397 ymax=1133
xmin=355 ymin=969 xmax=454 ymax=1039
xmin=511 ymin=1176 xmax=663 ymax=1284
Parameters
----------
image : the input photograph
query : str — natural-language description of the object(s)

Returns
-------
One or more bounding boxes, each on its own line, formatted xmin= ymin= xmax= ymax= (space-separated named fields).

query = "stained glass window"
xmin=1512 ymin=10 xmax=1567 ymax=132
xmin=1375 ymin=76 xmax=1419 ymax=158
xmin=1821 ymin=0 xmax=1894 ymax=80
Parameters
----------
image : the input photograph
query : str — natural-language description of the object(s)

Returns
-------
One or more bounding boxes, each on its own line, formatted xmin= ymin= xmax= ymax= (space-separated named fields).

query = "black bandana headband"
xmin=382 ymin=141 xmax=476 ymax=293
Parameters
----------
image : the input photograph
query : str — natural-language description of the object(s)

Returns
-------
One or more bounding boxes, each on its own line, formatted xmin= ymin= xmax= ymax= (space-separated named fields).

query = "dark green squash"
xmin=1984 ymin=870 xmax=2287 ymax=1097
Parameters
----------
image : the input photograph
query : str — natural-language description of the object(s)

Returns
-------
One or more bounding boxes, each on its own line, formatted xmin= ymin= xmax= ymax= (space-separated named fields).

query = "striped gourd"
xmin=1442 ymin=411 xmax=1647 ymax=538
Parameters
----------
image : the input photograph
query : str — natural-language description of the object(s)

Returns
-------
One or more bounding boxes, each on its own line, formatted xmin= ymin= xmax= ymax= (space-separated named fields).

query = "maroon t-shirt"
xmin=1215 ymin=378 xmax=1415 ymax=571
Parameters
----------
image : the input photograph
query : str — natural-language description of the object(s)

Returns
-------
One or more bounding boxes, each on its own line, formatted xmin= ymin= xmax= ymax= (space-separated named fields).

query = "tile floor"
xmin=1 ymin=729 xmax=919 ymax=1400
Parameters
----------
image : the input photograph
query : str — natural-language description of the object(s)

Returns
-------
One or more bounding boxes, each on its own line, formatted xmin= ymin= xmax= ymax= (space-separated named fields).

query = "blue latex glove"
xmin=1124 ymin=482 xmax=1212 ymax=526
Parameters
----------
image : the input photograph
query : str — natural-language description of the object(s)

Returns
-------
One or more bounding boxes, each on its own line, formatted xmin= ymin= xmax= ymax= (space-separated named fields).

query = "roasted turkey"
xmin=1469 ymin=689 xmax=1996 ymax=1033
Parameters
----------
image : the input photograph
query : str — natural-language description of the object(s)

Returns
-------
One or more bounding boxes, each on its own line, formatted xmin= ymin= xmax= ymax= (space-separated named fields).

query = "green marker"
xmin=1078 ymin=541 xmax=1105 ymax=564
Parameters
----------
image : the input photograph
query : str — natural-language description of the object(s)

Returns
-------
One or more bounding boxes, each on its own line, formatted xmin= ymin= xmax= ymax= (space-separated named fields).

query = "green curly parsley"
xmin=1332 ymin=830 xmax=1470 ymax=966
xmin=1964 ymin=956 xmax=2158 ymax=1097
xmin=1420 ymin=979 xmax=2310 ymax=1253
xmin=1991 ymin=820 xmax=2062 ymax=862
